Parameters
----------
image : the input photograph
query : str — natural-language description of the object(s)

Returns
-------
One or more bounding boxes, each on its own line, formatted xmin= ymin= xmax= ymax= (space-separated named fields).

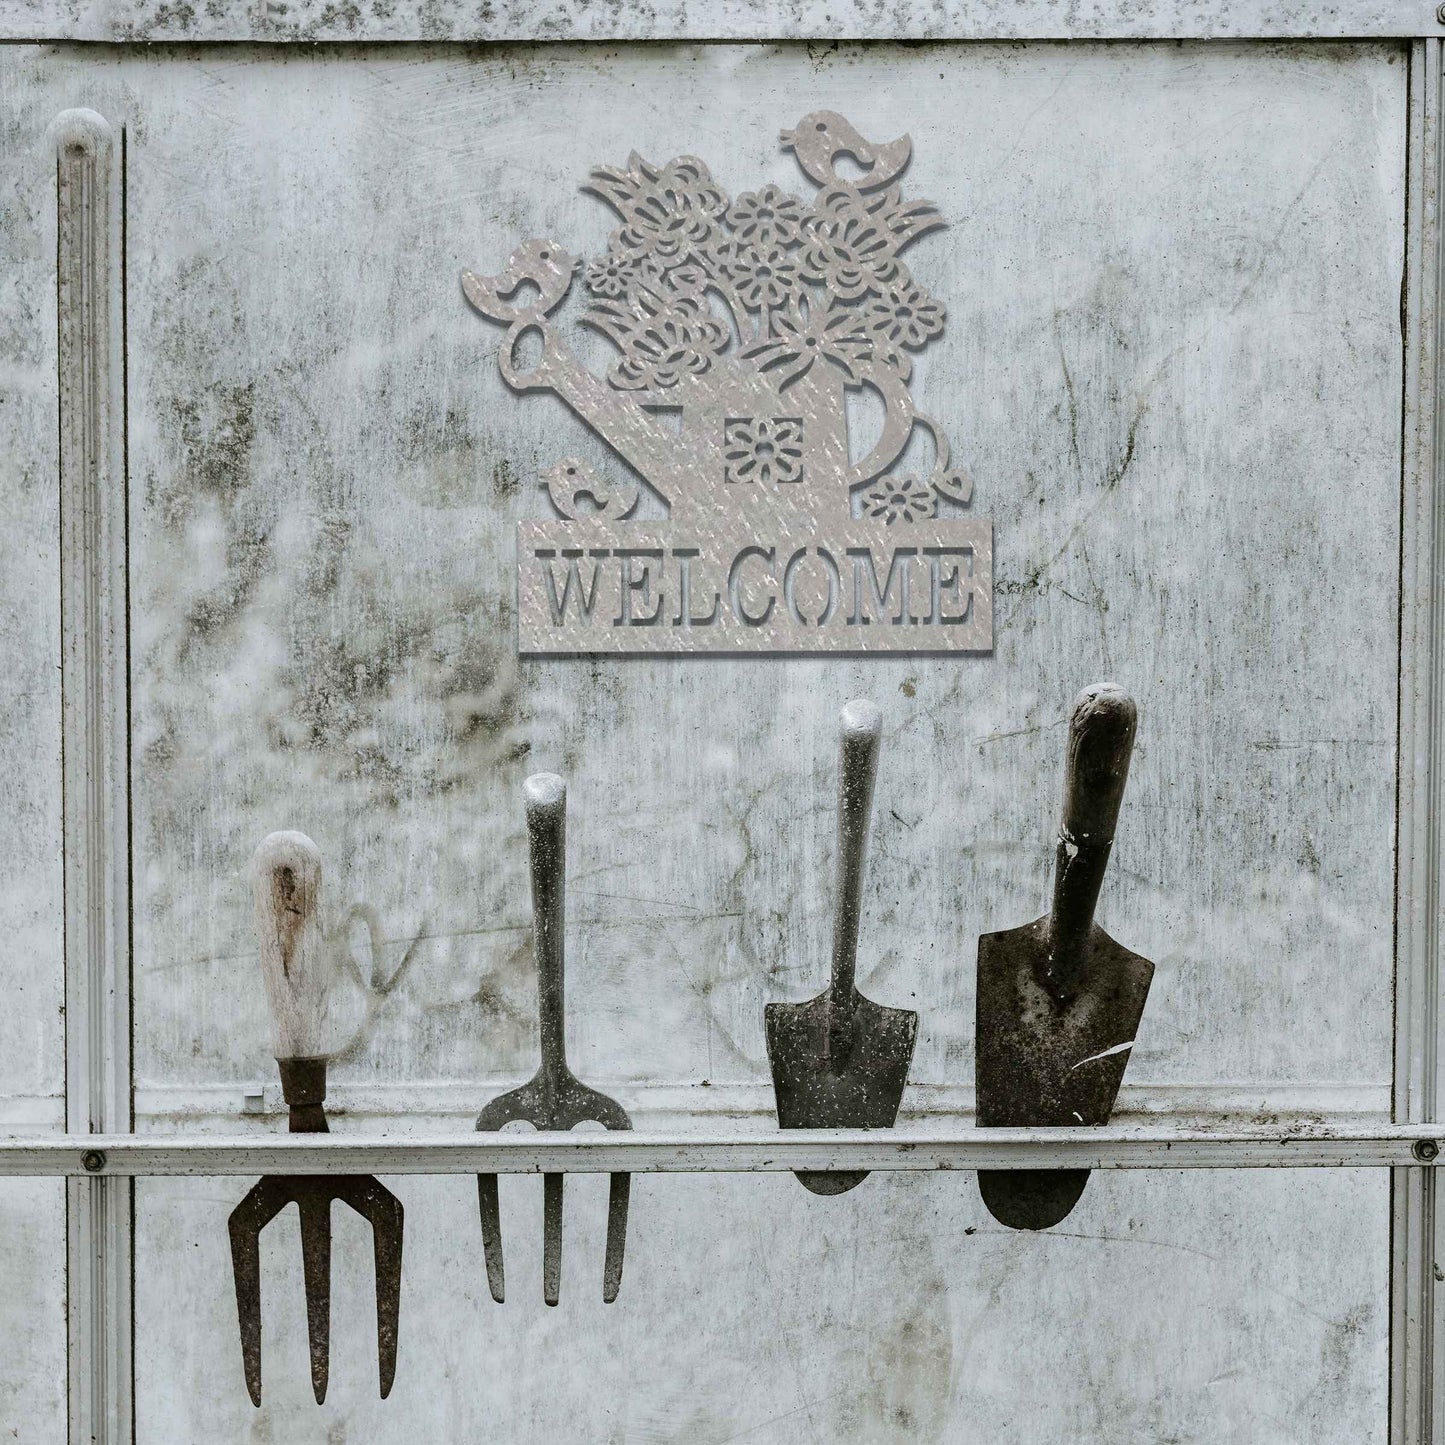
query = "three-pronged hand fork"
xmin=476 ymin=774 xmax=632 ymax=1305
xmin=228 ymin=831 xmax=405 ymax=1405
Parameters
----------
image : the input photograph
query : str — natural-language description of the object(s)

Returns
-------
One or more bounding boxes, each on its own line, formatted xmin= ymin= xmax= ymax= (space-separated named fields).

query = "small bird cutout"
xmin=781 ymin=110 xmax=913 ymax=191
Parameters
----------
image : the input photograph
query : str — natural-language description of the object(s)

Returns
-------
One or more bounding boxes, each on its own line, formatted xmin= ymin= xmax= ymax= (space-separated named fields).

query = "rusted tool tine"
xmin=975 ymin=684 xmax=1155 ymax=1230
xmin=477 ymin=774 xmax=632 ymax=1304
xmin=765 ymin=700 xmax=918 ymax=1195
xmin=228 ymin=832 xmax=405 ymax=1405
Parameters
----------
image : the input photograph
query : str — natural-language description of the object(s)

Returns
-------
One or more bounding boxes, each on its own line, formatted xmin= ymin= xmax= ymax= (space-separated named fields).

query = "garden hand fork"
xmin=228 ymin=831 xmax=404 ymax=1405
xmin=476 ymin=773 xmax=632 ymax=1305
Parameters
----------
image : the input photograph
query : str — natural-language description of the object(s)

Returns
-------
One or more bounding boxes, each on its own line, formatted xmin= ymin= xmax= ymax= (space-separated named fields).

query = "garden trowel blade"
xmin=766 ymin=990 xmax=918 ymax=1196
xmin=975 ymin=917 xmax=1153 ymax=1230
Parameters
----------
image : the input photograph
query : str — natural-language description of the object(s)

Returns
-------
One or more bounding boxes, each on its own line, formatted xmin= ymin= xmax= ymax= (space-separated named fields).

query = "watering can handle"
xmin=830 ymin=700 xmax=882 ymax=1011
xmin=251 ymin=831 xmax=329 ymax=1063
xmin=1047 ymin=684 xmax=1138 ymax=992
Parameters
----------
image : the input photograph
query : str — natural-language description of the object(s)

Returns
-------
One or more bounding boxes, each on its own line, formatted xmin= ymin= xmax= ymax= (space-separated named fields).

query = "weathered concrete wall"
xmin=137 ymin=1169 xmax=1387 ymax=1442
xmin=0 ymin=0 xmax=1433 ymax=42
xmin=0 ymin=37 xmax=1407 ymax=1442
xmin=114 ymin=41 xmax=1405 ymax=1102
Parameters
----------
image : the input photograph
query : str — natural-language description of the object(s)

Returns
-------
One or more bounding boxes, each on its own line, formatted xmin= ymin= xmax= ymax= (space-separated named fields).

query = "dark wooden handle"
xmin=1060 ymin=683 xmax=1137 ymax=846
xmin=1048 ymin=684 xmax=1137 ymax=993
xmin=524 ymin=773 xmax=569 ymax=1078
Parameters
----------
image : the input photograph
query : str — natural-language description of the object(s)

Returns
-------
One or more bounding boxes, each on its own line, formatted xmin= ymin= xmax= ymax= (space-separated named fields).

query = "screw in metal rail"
xmin=228 ymin=832 xmax=404 ymax=1405
xmin=475 ymin=774 xmax=632 ymax=1305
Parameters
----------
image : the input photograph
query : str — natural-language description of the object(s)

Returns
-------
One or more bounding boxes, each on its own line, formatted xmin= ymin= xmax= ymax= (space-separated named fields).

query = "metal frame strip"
xmin=0 ymin=1125 xmax=1440 ymax=1176
xmin=1396 ymin=37 xmax=1445 ymax=1445
xmin=52 ymin=107 xmax=132 ymax=1445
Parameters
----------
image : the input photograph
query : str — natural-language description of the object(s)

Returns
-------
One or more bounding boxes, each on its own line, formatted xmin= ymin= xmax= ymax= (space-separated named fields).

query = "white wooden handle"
xmin=250 ymin=831 xmax=328 ymax=1061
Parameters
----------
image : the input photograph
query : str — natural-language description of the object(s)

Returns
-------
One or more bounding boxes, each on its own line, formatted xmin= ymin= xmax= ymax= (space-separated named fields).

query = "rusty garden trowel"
xmin=765 ymin=700 xmax=918 ymax=1195
xmin=975 ymin=683 xmax=1153 ymax=1230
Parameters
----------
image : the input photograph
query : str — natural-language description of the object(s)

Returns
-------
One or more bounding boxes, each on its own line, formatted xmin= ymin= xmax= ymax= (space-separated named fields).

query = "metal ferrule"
xmin=276 ymin=1057 xmax=329 ymax=1134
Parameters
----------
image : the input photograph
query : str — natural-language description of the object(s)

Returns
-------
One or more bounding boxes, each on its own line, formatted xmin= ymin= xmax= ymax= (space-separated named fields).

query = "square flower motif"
xmin=724 ymin=416 xmax=804 ymax=486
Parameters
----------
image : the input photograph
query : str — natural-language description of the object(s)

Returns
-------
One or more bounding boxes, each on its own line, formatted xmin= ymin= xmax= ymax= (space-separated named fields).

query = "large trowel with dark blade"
xmin=765 ymin=700 xmax=918 ymax=1195
xmin=976 ymin=683 xmax=1153 ymax=1231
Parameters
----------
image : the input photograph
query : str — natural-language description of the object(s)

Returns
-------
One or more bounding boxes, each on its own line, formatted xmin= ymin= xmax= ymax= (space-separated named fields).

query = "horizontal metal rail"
xmin=0 ymin=1125 xmax=1441 ymax=1176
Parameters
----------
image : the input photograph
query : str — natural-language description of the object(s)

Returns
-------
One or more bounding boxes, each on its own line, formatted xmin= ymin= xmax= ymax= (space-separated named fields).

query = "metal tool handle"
xmin=829 ymin=700 xmax=882 ymax=1043
xmin=524 ymin=773 xmax=569 ymax=1085
xmin=251 ymin=831 xmax=329 ymax=1065
xmin=1047 ymin=683 xmax=1138 ymax=994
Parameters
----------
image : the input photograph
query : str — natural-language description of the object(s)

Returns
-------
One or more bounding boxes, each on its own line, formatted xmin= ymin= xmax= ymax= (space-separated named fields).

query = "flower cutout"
xmin=815 ymin=183 xmax=945 ymax=251
xmin=621 ymin=206 xmax=714 ymax=261
xmin=611 ymin=317 xmax=717 ymax=389
xmin=863 ymin=474 xmax=935 ymax=524
xmin=587 ymin=285 xmax=728 ymax=389
xmin=742 ymin=299 xmax=871 ymax=389
xmin=726 ymin=244 xmax=802 ymax=312
xmin=799 ymin=199 xmax=901 ymax=298
xmin=586 ymin=248 xmax=640 ymax=298
xmin=589 ymin=153 xmax=727 ymax=220
xmin=602 ymin=156 xmax=729 ymax=260
xmin=648 ymin=156 xmax=728 ymax=214
xmin=724 ymin=416 xmax=804 ymax=485
xmin=726 ymin=185 xmax=807 ymax=246
xmin=863 ymin=276 xmax=946 ymax=351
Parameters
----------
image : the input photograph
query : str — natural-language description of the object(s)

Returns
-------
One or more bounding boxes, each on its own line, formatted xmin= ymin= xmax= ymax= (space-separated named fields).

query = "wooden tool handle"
xmin=524 ymin=773 xmax=569 ymax=1079
xmin=1048 ymin=684 xmax=1138 ymax=994
xmin=251 ymin=831 xmax=329 ymax=1062
xmin=830 ymin=699 xmax=882 ymax=1014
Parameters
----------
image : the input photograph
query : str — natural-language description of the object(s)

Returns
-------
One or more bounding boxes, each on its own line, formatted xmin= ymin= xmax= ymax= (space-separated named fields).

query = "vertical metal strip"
xmin=1397 ymin=41 xmax=1442 ymax=1125
xmin=1396 ymin=37 xmax=1444 ymax=1445
xmin=52 ymin=108 xmax=133 ymax=1445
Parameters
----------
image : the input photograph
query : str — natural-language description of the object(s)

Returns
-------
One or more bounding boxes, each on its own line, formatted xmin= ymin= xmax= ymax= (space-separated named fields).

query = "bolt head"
xmin=80 ymin=1149 xmax=105 ymax=1173
xmin=1415 ymin=1139 xmax=1440 ymax=1162
xmin=1438 ymin=2 xmax=1445 ymax=25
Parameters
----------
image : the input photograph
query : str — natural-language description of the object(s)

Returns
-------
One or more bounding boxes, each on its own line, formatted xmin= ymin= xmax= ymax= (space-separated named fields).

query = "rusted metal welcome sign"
xmin=464 ymin=111 xmax=993 ymax=654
